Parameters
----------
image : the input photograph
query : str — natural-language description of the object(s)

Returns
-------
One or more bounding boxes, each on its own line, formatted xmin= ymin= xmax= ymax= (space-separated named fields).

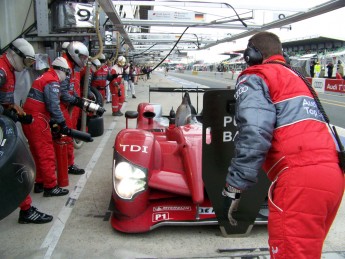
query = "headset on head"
xmin=243 ymin=43 xmax=263 ymax=66
xmin=243 ymin=43 xmax=290 ymax=66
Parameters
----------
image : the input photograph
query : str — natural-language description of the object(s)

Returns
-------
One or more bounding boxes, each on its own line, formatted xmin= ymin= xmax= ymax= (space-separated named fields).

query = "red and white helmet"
xmin=67 ymin=41 xmax=89 ymax=68
xmin=117 ymin=56 xmax=126 ymax=67
xmin=8 ymin=38 xmax=36 ymax=72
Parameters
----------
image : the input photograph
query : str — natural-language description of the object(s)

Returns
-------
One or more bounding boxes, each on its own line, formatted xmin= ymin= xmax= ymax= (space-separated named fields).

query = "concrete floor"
xmin=1 ymin=71 xmax=344 ymax=259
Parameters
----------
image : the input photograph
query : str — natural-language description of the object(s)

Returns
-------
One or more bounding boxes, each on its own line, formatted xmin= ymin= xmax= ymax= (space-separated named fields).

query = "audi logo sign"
xmin=312 ymin=78 xmax=325 ymax=93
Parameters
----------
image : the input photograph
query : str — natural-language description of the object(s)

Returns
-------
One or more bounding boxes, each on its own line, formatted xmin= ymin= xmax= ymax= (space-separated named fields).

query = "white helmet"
xmin=61 ymin=42 xmax=70 ymax=52
xmin=99 ymin=53 xmax=106 ymax=63
xmin=91 ymin=59 xmax=101 ymax=68
xmin=91 ymin=59 xmax=101 ymax=73
xmin=52 ymin=57 xmax=70 ymax=82
xmin=8 ymin=38 xmax=35 ymax=72
xmin=67 ymin=41 xmax=89 ymax=68
xmin=117 ymin=56 xmax=126 ymax=67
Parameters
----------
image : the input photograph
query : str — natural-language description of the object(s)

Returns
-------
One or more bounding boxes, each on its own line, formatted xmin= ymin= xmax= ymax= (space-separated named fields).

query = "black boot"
xmin=68 ymin=164 xmax=85 ymax=175
xmin=18 ymin=206 xmax=53 ymax=224
xmin=34 ymin=183 xmax=44 ymax=193
xmin=112 ymin=111 xmax=123 ymax=116
xmin=43 ymin=186 xmax=69 ymax=197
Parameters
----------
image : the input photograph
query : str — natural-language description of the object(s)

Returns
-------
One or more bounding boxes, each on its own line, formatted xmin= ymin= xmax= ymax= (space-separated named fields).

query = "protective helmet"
xmin=52 ymin=57 xmax=70 ymax=81
xmin=67 ymin=41 xmax=89 ymax=68
xmin=99 ymin=53 xmax=106 ymax=63
xmin=8 ymin=38 xmax=36 ymax=71
xmin=91 ymin=59 xmax=101 ymax=68
xmin=61 ymin=42 xmax=70 ymax=52
xmin=52 ymin=57 xmax=70 ymax=74
xmin=117 ymin=56 xmax=126 ymax=67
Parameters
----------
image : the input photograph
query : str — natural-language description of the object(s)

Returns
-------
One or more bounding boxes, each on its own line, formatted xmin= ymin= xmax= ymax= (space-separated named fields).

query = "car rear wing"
xmin=148 ymin=86 xmax=225 ymax=114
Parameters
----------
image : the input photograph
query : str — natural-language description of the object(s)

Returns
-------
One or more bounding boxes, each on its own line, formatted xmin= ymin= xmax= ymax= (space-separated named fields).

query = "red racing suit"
xmin=226 ymin=55 xmax=344 ymax=259
xmin=91 ymin=64 xmax=109 ymax=102
xmin=0 ymin=55 xmax=32 ymax=210
xmin=109 ymin=64 xmax=125 ymax=113
xmin=23 ymin=69 xmax=65 ymax=189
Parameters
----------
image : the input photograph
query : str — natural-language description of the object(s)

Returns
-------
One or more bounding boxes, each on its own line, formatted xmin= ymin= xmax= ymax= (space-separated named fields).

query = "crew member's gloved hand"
xmin=107 ymin=73 xmax=118 ymax=81
xmin=96 ymin=107 xmax=106 ymax=117
xmin=49 ymin=120 xmax=61 ymax=139
xmin=17 ymin=114 xmax=33 ymax=124
xmin=73 ymin=96 xmax=85 ymax=109
xmin=8 ymin=103 xmax=25 ymax=116
xmin=3 ymin=108 xmax=18 ymax=122
xmin=222 ymin=183 xmax=242 ymax=226
xmin=3 ymin=108 xmax=33 ymax=124
xmin=58 ymin=121 xmax=71 ymax=135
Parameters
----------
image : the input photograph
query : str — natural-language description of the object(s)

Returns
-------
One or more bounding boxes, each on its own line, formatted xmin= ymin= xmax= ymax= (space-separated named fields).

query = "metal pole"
xmin=81 ymin=61 xmax=91 ymax=132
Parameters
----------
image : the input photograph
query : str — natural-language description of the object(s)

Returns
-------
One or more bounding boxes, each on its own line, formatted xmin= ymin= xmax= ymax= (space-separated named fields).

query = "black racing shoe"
xmin=18 ymin=206 xmax=53 ymax=224
xmin=112 ymin=111 xmax=123 ymax=116
xmin=34 ymin=183 xmax=44 ymax=193
xmin=43 ymin=186 xmax=69 ymax=197
xmin=68 ymin=164 xmax=85 ymax=175
xmin=132 ymin=95 xmax=136 ymax=98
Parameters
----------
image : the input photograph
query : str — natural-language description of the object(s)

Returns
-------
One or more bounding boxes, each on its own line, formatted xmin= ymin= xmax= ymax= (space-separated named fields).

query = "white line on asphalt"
xmin=40 ymin=121 xmax=117 ymax=259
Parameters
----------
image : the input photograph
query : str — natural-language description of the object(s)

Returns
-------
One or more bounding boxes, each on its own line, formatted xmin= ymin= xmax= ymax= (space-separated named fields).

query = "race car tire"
xmin=0 ymin=116 xmax=35 ymax=220
xmin=90 ymin=87 xmax=104 ymax=107
xmin=87 ymin=115 xmax=104 ymax=137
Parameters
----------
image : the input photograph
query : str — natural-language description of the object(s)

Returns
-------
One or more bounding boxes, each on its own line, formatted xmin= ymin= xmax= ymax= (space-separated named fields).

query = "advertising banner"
xmin=324 ymin=79 xmax=345 ymax=93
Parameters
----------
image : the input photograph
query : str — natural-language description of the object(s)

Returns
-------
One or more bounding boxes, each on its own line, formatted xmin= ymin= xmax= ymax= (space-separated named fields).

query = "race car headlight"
xmin=113 ymin=161 xmax=147 ymax=200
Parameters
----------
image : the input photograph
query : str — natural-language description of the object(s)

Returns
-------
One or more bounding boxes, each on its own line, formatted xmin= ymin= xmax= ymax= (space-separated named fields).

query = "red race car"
xmin=110 ymin=88 xmax=268 ymax=233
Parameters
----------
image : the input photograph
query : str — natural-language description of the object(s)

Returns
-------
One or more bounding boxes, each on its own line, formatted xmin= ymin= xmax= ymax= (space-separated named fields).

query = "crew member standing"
xmin=109 ymin=56 xmax=126 ymax=116
xmin=0 ymin=38 xmax=53 ymax=224
xmin=22 ymin=57 xmax=70 ymax=197
xmin=91 ymin=54 xmax=108 ymax=103
xmin=60 ymin=41 xmax=89 ymax=175
xmin=128 ymin=63 xmax=136 ymax=98
xmin=222 ymin=32 xmax=344 ymax=259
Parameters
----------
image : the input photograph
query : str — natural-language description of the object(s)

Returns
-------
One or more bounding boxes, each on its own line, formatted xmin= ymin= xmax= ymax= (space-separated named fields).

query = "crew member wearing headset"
xmin=222 ymin=32 xmax=344 ymax=258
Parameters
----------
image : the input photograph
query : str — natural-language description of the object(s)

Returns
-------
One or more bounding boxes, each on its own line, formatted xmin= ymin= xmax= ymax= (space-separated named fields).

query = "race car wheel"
xmin=0 ymin=116 xmax=35 ymax=220
xmin=90 ymin=87 xmax=104 ymax=107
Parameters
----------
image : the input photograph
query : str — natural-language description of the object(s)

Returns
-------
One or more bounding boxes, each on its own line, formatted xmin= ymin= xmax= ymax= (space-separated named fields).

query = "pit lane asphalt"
xmin=0 ymin=71 xmax=344 ymax=259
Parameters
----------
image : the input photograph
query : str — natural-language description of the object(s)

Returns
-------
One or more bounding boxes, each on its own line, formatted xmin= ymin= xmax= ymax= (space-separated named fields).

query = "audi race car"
xmin=110 ymin=87 xmax=268 ymax=233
